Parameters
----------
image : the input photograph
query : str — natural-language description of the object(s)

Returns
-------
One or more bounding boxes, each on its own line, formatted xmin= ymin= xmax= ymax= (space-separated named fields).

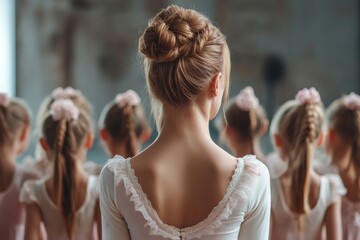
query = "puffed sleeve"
xmin=19 ymin=180 xmax=40 ymax=204
xmin=238 ymin=157 xmax=271 ymax=240
xmin=100 ymin=161 xmax=131 ymax=240
xmin=325 ymin=174 xmax=347 ymax=206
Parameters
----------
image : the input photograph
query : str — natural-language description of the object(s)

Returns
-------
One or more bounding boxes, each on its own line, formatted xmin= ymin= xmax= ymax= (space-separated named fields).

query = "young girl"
xmin=100 ymin=5 xmax=270 ymax=240
xmin=26 ymin=86 xmax=97 ymax=177
xmin=98 ymin=89 xmax=151 ymax=158
xmin=20 ymin=98 xmax=101 ymax=240
xmin=270 ymin=88 xmax=345 ymax=240
xmin=0 ymin=93 xmax=35 ymax=240
xmin=217 ymin=86 xmax=268 ymax=161
xmin=326 ymin=92 xmax=360 ymax=240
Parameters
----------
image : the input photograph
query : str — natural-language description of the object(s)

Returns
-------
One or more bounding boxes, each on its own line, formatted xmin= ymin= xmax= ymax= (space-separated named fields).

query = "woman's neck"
xmin=0 ymin=148 xmax=17 ymax=192
xmin=159 ymin=103 xmax=212 ymax=141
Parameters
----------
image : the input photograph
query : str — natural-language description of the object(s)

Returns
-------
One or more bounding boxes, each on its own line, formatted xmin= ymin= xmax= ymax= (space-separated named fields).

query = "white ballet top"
xmin=99 ymin=155 xmax=271 ymax=240
xmin=271 ymin=174 xmax=346 ymax=240
xmin=342 ymin=197 xmax=360 ymax=240
xmin=0 ymin=165 xmax=27 ymax=240
xmin=19 ymin=175 xmax=99 ymax=240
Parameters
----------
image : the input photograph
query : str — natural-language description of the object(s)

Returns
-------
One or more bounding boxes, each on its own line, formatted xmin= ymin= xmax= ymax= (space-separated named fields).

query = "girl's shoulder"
xmin=320 ymin=174 xmax=347 ymax=206
xmin=19 ymin=177 xmax=46 ymax=205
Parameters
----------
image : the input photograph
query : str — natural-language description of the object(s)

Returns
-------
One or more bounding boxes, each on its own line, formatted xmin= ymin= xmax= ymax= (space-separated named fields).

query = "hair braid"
xmin=53 ymin=119 xmax=76 ymax=239
xmin=53 ymin=119 xmax=67 ymax=205
xmin=288 ymin=103 xmax=319 ymax=232
xmin=122 ymin=105 xmax=138 ymax=158
xmin=61 ymin=121 xmax=77 ymax=239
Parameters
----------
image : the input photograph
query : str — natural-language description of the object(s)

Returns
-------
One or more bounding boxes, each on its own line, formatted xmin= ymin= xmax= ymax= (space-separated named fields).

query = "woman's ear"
xmin=209 ymin=72 xmax=222 ymax=97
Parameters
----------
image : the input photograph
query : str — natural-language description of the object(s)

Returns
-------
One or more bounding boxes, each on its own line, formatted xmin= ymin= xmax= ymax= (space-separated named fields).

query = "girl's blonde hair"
xmin=138 ymin=5 xmax=230 ymax=125
xmin=271 ymin=94 xmax=323 ymax=225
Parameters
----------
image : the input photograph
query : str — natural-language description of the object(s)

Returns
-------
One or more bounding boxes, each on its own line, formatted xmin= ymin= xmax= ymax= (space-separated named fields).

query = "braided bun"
xmin=139 ymin=5 xmax=230 ymax=105
xmin=140 ymin=5 xmax=211 ymax=62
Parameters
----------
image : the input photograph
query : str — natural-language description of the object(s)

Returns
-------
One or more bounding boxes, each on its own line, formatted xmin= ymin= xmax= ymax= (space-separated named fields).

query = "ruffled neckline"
xmin=109 ymin=155 xmax=249 ymax=239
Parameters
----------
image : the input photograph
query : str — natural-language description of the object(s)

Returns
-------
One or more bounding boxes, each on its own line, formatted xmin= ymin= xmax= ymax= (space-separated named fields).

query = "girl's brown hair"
xmin=327 ymin=95 xmax=360 ymax=187
xmin=139 ymin=5 xmax=230 ymax=110
xmin=0 ymin=96 xmax=31 ymax=147
xmin=42 ymin=100 xmax=92 ymax=239
xmin=224 ymin=88 xmax=267 ymax=153
xmin=36 ymin=87 xmax=93 ymax=133
xmin=99 ymin=99 xmax=149 ymax=158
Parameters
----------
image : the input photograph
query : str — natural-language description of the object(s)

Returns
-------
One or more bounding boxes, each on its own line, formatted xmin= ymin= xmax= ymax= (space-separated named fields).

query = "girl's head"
xmin=99 ymin=90 xmax=151 ymax=158
xmin=139 ymin=5 xmax=230 ymax=124
xmin=270 ymin=88 xmax=324 ymax=215
xmin=40 ymin=98 xmax=93 ymax=239
xmin=326 ymin=93 xmax=360 ymax=172
xmin=221 ymin=87 xmax=268 ymax=154
xmin=36 ymin=87 xmax=93 ymax=133
xmin=0 ymin=93 xmax=31 ymax=156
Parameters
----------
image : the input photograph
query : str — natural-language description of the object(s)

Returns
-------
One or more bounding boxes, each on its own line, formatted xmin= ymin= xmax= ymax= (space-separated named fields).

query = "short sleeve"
xmin=99 ymin=160 xmax=131 ymax=240
xmin=325 ymin=174 xmax=347 ymax=205
xmin=19 ymin=180 xmax=39 ymax=205
xmin=238 ymin=156 xmax=271 ymax=240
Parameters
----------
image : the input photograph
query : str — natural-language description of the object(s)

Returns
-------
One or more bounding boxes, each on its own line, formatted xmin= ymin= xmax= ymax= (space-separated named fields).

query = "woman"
xmin=100 ymin=5 xmax=270 ymax=240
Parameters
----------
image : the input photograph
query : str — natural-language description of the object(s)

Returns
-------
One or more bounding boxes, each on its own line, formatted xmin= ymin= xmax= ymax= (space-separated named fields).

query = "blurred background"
xmin=1 ymin=0 xmax=359 ymax=164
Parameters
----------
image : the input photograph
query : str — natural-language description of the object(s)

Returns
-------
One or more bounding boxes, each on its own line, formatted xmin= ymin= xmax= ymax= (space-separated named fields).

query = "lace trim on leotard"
xmin=108 ymin=154 xmax=263 ymax=239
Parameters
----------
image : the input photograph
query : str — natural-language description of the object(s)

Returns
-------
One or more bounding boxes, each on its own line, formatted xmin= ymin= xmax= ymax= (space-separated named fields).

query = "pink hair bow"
xmin=115 ymin=90 xmax=141 ymax=108
xmin=50 ymin=99 xmax=79 ymax=121
xmin=52 ymin=87 xmax=80 ymax=99
xmin=0 ymin=93 xmax=9 ymax=107
xmin=235 ymin=86 xmax=259 ymax=111
xmin=343 ymin=92 xmax=360 ymax=111
xmin=295 ymin=87 xmax=321 ymax=104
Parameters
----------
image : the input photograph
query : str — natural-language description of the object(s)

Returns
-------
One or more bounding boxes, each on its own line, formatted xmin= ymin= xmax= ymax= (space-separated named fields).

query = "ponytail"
xmin=53 ymin=120 xmax=76 ymax=239
xmin=43 ymin=98 xmax=90 ymax=240
xmin=289 ymin=103 xmax=317 ymax=216
xmin=276 ymin=88 xmax=323 ymax=233
xmin=122 ymin=105 xmax=139 ymax=158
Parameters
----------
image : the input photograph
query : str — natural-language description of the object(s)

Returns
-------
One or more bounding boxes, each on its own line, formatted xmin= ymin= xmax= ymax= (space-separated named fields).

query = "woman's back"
xmin=100 ymin=154 xmax=270 ymax=239
xmin=130 ymin=135 xmax=238 ymax=228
